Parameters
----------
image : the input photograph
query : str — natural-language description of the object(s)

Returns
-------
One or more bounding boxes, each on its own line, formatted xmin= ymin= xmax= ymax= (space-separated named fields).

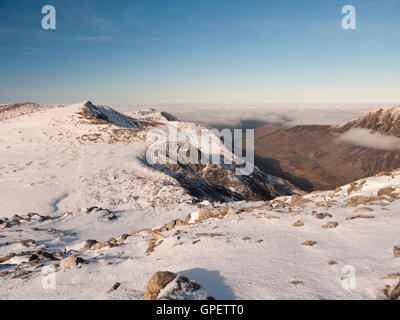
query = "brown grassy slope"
xmin=254 ymin=125 xmax=400 ymax=191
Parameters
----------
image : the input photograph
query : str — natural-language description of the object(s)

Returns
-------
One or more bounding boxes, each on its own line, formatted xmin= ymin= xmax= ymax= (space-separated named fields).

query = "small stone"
xmin=225 ymin=207 xmax=237 ymax=216
xmin=290 ymin=195 xmax=312 ymax=207
xmin=195 ymin=233 xmax=224 ymax=238
xmin=146 ymin=240 xmax=156 ymax=254
xmin=91 ymin=242 xmax=107 ymax=250
xmin=354 ymin=207 xmax=374 ymax=213
xmin=291 ymin=280 xmax=303 ymax=285
xmin=107 ymin=282 xmax=121 ymax=293
xmin=377 ymin=187 xmax=396 ymax=196
xmin=38 ymin=252 xmax=57 ymax=261
xmin=197 ymin=209 xmax=213 ymax=222
xmin=390 ymin=281 xmax=400 ymax=300
xmin=20 ymin=239 xmax=37 ymax=247
xmin=302 ymin=241 xmax=317 ymax=246
xmin=117 ymin=234 xmax=130 ymax=244
xmin=129 ymin=229 xmax=138 ymax=235
xmin=12 ymin=271 xmax=32 ymax=279
xmin=322 ymin=221 xmax=338 ymax=229
xmin=383 ymin=285 xmax=391 ymax=298
xmin=0 ymin=222 xmax=9 ymax=229
xmin=314 ymin=213 xmax=332 ymax=219
xmin=0 ymin=253 xmax=16 ymax=263
xmin=152 ymin=232 xmax=165 ymax=241
xmin=106 ymin=213 xmax=116 ymax=221
xmin=381 ymin=273 xmax=400 ymax=280
xmin=293 ymin=220 xmax=304 ymax=227
xmin=393 ymin=246 xmax=400 ymax=257
xmin=345 ymin=215 xmax=374 ymax=221
xmin=28 ymin=254 xmax=40 ymax=263
xmin=328 ymin=260 xmax=337 ymax=265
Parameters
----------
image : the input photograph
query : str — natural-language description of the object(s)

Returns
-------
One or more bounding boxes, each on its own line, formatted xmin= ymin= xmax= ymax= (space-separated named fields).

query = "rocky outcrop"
xmin=141 ymin=130 xmax=295 ymax=202
xmin=81 ymin=101 xmax=140 ymax=129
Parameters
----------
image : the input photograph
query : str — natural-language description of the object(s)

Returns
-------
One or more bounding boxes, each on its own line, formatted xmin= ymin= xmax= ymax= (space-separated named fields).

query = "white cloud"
xmin=336 ymin=128 xmax=400 ymax=151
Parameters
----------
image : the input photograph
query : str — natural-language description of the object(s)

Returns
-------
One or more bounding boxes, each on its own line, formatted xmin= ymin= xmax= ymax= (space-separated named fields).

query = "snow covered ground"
xmin=0 ymin=102 xmax=399 ymax=300
xmin=0 ymin=102 xmax=193 ymax=217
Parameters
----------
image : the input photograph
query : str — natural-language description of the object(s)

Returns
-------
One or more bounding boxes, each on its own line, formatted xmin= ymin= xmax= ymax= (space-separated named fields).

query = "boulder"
xmin=144 ymin=271 xmax=177 ymax=300
xmin=144 ymin=271 xmax=214 ymax=300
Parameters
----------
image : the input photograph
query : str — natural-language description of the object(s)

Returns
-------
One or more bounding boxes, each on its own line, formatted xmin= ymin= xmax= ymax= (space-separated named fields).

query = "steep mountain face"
xmin=254 ymin=107 xmax=400 ymax=191
xmin=336 ymin=106 xmax=400 ymax=136
xmin=0 ymin=101 xmax=294 ymax=217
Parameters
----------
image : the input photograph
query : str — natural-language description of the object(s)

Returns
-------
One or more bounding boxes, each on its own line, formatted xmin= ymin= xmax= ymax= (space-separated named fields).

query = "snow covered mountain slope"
xmin=2 ymin=101 xmax=399 ymax=300
xmin=0 ymin=102 xmax=53 ymax=121
xmin=1 ymin=169 xmax=400 ymax=299
xmin=336 ymin=105 xmax=400 ymax=136
xmin=0 ymin=101 xmax=294 ymax=218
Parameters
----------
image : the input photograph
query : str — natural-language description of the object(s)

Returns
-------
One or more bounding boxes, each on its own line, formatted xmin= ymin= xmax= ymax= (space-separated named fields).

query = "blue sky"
xmin=0 ymin=0 xmax=399 ymax=105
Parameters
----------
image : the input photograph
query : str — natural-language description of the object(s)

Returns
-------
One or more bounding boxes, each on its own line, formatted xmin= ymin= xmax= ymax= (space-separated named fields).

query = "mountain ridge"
xmin=0 ymin=101 xmax=295 ymax=217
